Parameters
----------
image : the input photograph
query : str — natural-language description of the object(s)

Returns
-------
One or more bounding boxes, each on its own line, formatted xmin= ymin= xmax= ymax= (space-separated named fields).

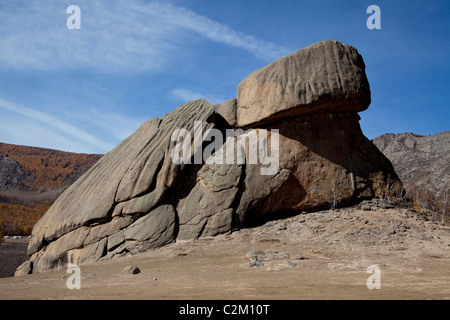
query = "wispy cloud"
xmin=138 ymin=2 xmax=290 ymax=61
xmin=0 ymin=98 xmax=116 ymax=153
xmin=0 ymin=1 xmax=290 ymax=153
xmin=71 ymin=108 xmax=147 ymax=142
xmin=0 ymin=0 xmax=289 ymax=73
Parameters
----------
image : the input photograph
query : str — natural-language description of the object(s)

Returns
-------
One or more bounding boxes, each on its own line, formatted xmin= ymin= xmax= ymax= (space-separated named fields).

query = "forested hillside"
xmin=0 ymin=142 xmax=102 ymax=235
xmin=0 ymin=143 xmax=102 ymax=189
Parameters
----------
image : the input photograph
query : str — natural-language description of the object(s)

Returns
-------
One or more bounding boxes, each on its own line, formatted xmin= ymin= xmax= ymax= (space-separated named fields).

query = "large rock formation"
xmin=18 ymin=40 xmax=399 ymax=275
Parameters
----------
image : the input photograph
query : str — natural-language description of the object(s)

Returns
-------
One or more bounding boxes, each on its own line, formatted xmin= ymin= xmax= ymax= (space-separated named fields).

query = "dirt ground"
xmin=0 ymin=206 xmax=449 ymax=300
xmin=0 ymin=238 xmax=29 ymax=278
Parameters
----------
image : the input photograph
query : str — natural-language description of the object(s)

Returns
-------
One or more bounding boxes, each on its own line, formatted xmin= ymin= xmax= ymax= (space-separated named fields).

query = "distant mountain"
xmin=0 ymin=142 xmax=102 ymax=235
xmin=372 ymin=131 xmax=450 ymax=202
xmin=0 ymin=142 xmax=102 ymax=202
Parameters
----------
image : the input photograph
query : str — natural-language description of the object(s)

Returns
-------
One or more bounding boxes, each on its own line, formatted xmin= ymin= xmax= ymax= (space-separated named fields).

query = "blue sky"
xmin=0 ymin=0 xmax=449 ymax=154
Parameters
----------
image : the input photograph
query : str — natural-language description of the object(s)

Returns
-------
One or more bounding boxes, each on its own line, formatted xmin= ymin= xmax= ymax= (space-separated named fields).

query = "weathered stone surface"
xmin=236 ymin=39 xmax=371 ymax=127
xmin=27 ymin=100 xmax=217 ymax=273
xmin=21 ymin=40 xmax=399 ymax=275
xmin=27 ymin=117 xmax=162 ymax=256
xmin=121 ymin=266 xmax=141 ymax=275
xmin=14 ymin=260 xmax=32 ymax=277
xmin=67 ymin=238 xmax=108 ymax=267
xmin=234 ymin=112 xmax=396 ymax=227
xmin=123 ymin=204 xmax=176 ymax=245
xmin=214 ymin=99 xmax=237 ymax=127
xmin=175 ymin=161 xmax=242 ymax=239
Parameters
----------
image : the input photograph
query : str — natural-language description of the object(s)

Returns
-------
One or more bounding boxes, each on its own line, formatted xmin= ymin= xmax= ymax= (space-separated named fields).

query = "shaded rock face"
xmin=22 ymin=39 xmax=398 ymax=274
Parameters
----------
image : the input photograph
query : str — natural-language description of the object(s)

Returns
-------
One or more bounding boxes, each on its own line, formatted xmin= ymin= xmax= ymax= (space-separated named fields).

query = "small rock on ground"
xmin=121 ymin=266 xmax=141 ymax=275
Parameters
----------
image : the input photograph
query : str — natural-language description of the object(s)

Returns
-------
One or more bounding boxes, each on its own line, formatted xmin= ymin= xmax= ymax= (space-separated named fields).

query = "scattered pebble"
xmin=121 ymin=266 xmax=141 ymax=275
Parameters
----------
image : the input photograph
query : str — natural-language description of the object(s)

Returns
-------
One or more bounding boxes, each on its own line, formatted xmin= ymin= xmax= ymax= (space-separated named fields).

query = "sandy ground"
xmin=0 ymin=206 xmax=449 ymax=300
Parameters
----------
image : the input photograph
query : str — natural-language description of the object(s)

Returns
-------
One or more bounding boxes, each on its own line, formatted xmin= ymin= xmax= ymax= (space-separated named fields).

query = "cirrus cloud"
xmin=0 ymin=0 xmax=290 ymax=73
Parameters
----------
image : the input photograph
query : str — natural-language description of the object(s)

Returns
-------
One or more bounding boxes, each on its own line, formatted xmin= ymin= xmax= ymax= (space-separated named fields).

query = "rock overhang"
xmin=235 ymin=39 xmax=371 ymax=128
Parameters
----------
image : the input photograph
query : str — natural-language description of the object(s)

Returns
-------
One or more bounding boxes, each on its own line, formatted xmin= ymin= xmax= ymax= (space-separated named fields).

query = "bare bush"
xmin=369 ymin=171 xmax=402 ymax=204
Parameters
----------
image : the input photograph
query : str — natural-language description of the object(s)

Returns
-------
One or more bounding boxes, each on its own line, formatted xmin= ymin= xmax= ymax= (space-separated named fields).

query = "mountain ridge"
xmin=0 ymin=142 xmax=103 ymax=192
xmin=0 ymin=142 xmax=102 ymax=236
xmin=372 ymin=130 xmax=450 ymax=203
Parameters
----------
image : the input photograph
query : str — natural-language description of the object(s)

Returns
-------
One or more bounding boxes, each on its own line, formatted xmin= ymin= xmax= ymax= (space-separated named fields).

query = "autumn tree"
xmin=0 ymin=142 xmax=102 ymax=188
xmin=370 ymin=171 xmax=385 ymax=200
xmin=392 ymin=183 xmax=408 ymax=205
xmin=369 ymin=171 xmax=401 ymax=204
xmin=321 ymin=174 xmax=353 ymax=210
xmin=0 ymin=196 xmax=51 ymax=236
